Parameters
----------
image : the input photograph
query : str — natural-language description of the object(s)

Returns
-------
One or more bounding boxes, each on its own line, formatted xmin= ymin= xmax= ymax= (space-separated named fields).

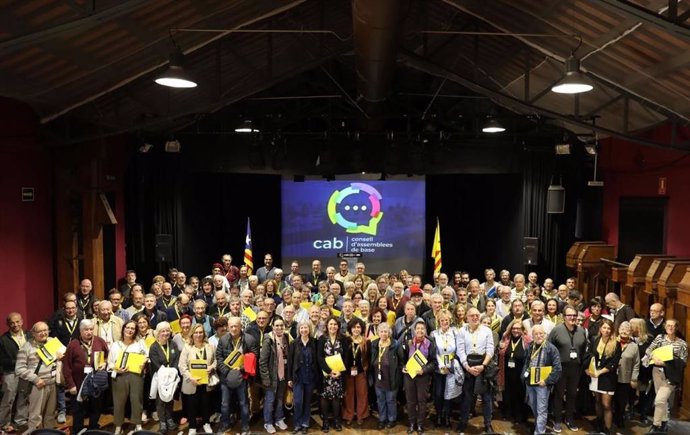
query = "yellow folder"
xmin=651 ymin=345 xmax=674 ymax=362
xmin=144 ymin=336 xmax=156 ymax=348
xmin=190 ymin=359 xmax=208 ymax=384
xmin=223 ymin=350 xmax=244 ymax=369
xmin=169 ymin=320 xmax=181 ymax=334
xmin=93 ymin=351 xmax=105 ymax=369
xmin=300 ymin=302 xmax=313 ymax=311
xmin=325 ymin=354 xmax=346 ymax=372
xmin=243 ymin=307 xmax=257 ymax=322
xmin=115 ymin=351 xmax=147 ymax=374
xmin=331 ymin=308 xmax=342 ymax=318
xmin=405 ymin=350 xmax=427 ymax=379
xmin=37 ymin=337 xmax=66 ymax=366
xmin=530 ymin=366 xmax=552 ymax=385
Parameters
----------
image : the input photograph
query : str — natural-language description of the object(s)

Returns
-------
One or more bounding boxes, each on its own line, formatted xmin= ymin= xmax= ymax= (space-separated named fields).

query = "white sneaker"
xmin=77 ymin=429 xmax=87 ymax=435
xmin=114 ymin=426 xmax=122 ymax=435
xmin=152 ymin=412 xmax=159 ymax=422
xmin=202 ymin=424 xmax=212 ymax=433
xmin=135 ymin=425 xmax=143 ymax=432
xmin=264 ymin=424 xmax=276 ymax=434
xmin=188 ymin=429 xmax=197 ymax=435
xmin=57 ymin=412 xmax=66 ymax=424
xmin=276 ymin=419 xmax=288 ymax=430
xmin=142 ymin=412 xmax=149 ymax=423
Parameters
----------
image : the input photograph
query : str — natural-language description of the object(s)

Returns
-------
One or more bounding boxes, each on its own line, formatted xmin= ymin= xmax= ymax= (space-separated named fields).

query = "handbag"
xmin=467 ymin=353 xmax=485 ymax=367
xmin=243 ymin=352 xmax=257 ymax=377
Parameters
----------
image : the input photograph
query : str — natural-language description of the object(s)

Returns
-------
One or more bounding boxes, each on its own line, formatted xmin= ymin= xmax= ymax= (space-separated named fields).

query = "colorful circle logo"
xmin=327 ymin=183 xmax=383 ymax=235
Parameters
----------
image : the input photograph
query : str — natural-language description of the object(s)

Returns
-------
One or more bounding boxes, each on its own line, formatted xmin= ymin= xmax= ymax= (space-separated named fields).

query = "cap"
xmin=410 ymin=285 xmax=423 ymax=296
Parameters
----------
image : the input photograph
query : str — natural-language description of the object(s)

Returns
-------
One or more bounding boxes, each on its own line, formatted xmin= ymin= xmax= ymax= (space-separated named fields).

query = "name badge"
xmin=507 ymin=359 xmax=516 ymax=368
xmin=350 ymin=368 xmax=358 ymax=376
xmin=50 ymin=367 xmax=57 ymax=377
xmin=377 ymin=373 xmax=382 ymax=381
xmin=570 ymin=351 xmax=577 ymax=359
xmin=84 ymin=366 xmax=94 ymax=374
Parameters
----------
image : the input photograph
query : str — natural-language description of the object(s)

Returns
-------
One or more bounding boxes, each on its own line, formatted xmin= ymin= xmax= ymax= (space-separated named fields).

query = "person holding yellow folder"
xmin=644 ymin=319 xmax=688 ymax=433
xmin=179 ymin=324 xmax=216 ymax=435
xmin=399 ymin=318 xmax=436 ymax=435
xmin=522 ymin=324 xmax=561 ymax=435
xmin=316 ymin=316 xmax=348 ymax=432
xmin=585 ymin=318 xmax=622 ymax=435
xmin=107 ymin=319 xmax=148 ymax=435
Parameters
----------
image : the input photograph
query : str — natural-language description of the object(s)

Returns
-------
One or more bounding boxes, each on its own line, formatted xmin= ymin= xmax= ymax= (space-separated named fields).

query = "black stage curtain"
xmin=126 ymin=158 xmax=590 ymax=284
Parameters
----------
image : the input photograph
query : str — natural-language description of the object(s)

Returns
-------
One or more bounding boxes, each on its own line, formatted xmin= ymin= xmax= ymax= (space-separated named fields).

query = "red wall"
xmin=600 ymin=124 xmax=690 ymax=256
xmin=0 ymin=98 xmax=55 ymax=327
xmin=0 ymin=98 xmax=129 ymax=330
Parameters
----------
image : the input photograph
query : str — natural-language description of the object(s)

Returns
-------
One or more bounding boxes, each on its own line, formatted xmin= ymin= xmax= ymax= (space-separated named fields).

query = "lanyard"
xmin=469 ymin=326 xmax=479 ymax=350
xmin=162 ymin=344 xmax=170 ymax=363
xmin=530 ymin=342 xmax=544 ymax=361
xmin=232 ymin=336 xmax=241 ymax=352
xmin=510 ymin=337 xmax=521 ymax=358
xmin=598 ymin=338 xmax=610 ymax=362
xmin=195 ymin=346 xmax=206 ymax=360
xmin=351 ymin=339 xmax=361 ymax=361
xmin=81 ymin=340 xmax=93 ymax=365
xmin=378 ymin=342 xmax=389 ymax=370
xmin=66 ymin=319 xmax=77 ymax=335
xmin=217 ymin=305 xmax=226 ymax=317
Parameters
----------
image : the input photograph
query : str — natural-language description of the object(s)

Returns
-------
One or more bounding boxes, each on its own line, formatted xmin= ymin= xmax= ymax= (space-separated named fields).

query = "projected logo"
xmin=327 ymin=183 xmax=383 ymax=235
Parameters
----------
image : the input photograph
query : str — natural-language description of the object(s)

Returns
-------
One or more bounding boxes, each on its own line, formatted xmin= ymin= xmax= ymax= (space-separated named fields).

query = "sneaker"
xmin=188 ymin=430 xmax=196 ymax=435
xmin=152 ymin=411 xmax=159 ymax=422
xmin=114 ymin=426 xmax=122 ymax=435
xmin=76 ymin=429 xmax=87 ymax=435
xmin=57 ymin=412 xmax=66 ymax=424
xmin=135 ymin=425 xmax=143 ymax=432
xmin=292 ymin=428 xmax=301 ymax=434
xmin=552 ymin=422 xmax=562 ymax=433
xmin=565 ymin=421 xmax=579 ymax=431
xmin=167 ymin=419 xmax=178 ymax=431
xmin=265 ymin=423 xmax=277 ymax=434
xmin=159 ymin=423 xmax=168 ymax=433
xmin=276 ymin=420 xmax=288 ymax=430
xmin=209 ymin=413 xmax=220 ymax=423
xmin=202 ymin=424 xmax=213 ymax=433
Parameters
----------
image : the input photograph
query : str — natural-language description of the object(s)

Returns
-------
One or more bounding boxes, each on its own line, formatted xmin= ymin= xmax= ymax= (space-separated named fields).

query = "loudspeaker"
xmin=547 ymin=184 xmax=565 ymax=214
xmin=154 ymin=234 xmax=173 ymax=262
xmin=523 ymin=237 xmax=539 ymax=265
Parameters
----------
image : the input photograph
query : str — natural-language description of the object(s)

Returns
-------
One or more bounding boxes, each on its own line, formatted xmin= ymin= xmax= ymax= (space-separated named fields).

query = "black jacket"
xmin=259 ymin=332 xmax=291 ymax=391
xmin=369 ymin=338 xmax=402 ymax=390
xmin=287 ymin=336 xmax=318 ymax=385
xmin=216 ymin=332 xmax=258 ymax=380
xmin=47 ymin=311 xmax=81 ymax=346
xmin=149 ymin=340 xmax=181 ymax=373
xmin=398 ymin=337 xmax=437 ymax=377
xmin=0 ymin=331 xmax=30 ymax=374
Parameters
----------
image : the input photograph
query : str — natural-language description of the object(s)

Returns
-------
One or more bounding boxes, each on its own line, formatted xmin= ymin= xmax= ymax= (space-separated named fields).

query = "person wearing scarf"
xmin=497 ymin=319 xmax=531 ymax=424
xmin=399 ymin=319 xmax=436 ymax=435
xmin=259 ymin=318 xmax=291 ymax=433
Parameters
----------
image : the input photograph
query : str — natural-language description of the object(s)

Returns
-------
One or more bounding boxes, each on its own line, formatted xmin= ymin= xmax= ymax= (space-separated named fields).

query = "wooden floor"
xmin=52 ymin=407 xmax=688 ymax=435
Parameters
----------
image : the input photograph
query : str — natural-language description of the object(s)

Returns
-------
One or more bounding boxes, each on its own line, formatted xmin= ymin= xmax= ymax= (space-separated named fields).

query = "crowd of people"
xmin=0 ymin=253 xmax=687 ymax=435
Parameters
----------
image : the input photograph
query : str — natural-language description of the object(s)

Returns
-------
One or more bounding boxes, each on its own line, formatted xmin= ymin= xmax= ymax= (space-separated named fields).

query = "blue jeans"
xmin=526 ymin=385 xmax=550 ymax=435
xmin=375 ymin=387 xmax=397 ymax=423
xmin=263 ymin=381 xmax=286 ymax=425
xmin=221 ymin=381 xmax=248 ymax=429
xmin=292 ymin=382 xmax=314 ymax=429
xmin=57 ymin=385 xmax=66 ymax=413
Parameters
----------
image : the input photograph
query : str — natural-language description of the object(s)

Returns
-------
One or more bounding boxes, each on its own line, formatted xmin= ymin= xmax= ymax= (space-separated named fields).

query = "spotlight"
xmin=482 ymin=118 xmax=505 ymax=133
xmin=235 ymin=120 xmax=260 ymax=133
xmin=155 ymin=50 xmax=197 ymax=88
xmin=551 ymin=56 xmax=594 ymax=94
xmin=555 ymin=143 xmax=571 ymax=155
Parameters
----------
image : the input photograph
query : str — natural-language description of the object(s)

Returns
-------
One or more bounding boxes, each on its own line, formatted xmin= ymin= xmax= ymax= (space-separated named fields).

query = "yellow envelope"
xmin=190 ymin=359 xmax=208 ymax=384
xmin=223 ymin=350 xmax=244 ymax=369
xmin=37 ymin=337 xmax=66 ymax=366
xmin=405 ymin=349 xmax=427 ymax=379
xmin=530 ymin=366 xmax=552 ymax=385
xmin=115 ymin=351 xmax=147 ymax=374
xmin=144 ymin=336 xmax=156 ymax=348
xmin=169 ymin=320 xmax=181 ymax=334
xmin=325 ymin=354 xmax=346 ymax=372
xmin=243 ymin=307 xmax=257 ymax=322
xmin=651 ymin=345 xmax=674 ymax=362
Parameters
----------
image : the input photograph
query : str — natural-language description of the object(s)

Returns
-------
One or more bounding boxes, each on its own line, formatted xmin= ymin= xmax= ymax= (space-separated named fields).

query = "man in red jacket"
xmin=62 ymin=319 xmax=109 ymax=435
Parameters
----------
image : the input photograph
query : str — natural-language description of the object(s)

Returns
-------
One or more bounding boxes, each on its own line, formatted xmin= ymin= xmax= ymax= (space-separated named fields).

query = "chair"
xmin=30 ymin=430 xmax=67 ymax=435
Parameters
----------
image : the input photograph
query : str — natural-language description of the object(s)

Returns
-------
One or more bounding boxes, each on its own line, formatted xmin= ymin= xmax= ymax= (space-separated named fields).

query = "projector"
xmin=587 ymin=180 xmax=604 ymax=187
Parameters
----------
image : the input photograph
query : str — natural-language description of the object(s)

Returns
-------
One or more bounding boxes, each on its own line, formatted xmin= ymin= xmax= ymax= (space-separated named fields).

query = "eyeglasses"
xmin=564 ymin=314 xmax=578 ymax=318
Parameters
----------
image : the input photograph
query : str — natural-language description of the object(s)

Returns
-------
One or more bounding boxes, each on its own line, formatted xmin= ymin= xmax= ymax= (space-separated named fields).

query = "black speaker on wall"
xmin=523 ymin=237 xmax=539 ymax=265
xmin=155 ymin=234 xmax=173 ymax=262
xmin=547 ymin=185 xmax=565 ymax=214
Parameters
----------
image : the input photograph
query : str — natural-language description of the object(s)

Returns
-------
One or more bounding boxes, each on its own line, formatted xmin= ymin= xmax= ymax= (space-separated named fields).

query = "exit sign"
xmin=21 ymin=187 xmax=34 ymax=202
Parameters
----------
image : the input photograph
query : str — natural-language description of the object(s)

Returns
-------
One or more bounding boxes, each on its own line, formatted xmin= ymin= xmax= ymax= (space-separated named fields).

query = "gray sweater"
xmin=548 ymin=323 xmax=588 ymax=366
xmin=617 ymin=342 xmax=640 ymax=383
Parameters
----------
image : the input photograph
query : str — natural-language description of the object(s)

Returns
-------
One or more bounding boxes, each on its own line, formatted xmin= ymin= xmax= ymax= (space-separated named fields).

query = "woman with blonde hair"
xmin=178 ymin=324 xmax=216 ymax=435
xmin=452 ymin=304 xmax=466 ymax=328
xmin=629 ymin=317 xmax=653 ymax=424
xmin=149 ymin=321 xmax=180 ymax=432
xmin=586 ymin=318 xmax=622 ymax=434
